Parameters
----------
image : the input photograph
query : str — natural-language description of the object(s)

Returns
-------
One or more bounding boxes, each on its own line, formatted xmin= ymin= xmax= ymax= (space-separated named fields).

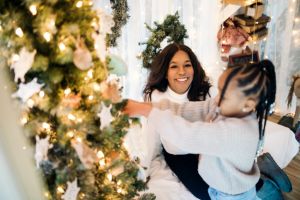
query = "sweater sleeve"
xmin=148 ymin=108 xmax=256 ymax=157
xmin=152 ymin=98 xmax=215 ymax=122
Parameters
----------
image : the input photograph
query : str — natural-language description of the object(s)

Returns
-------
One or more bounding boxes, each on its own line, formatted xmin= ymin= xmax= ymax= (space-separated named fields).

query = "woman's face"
xmin=166 ymin=50 xmax=194 ymax=94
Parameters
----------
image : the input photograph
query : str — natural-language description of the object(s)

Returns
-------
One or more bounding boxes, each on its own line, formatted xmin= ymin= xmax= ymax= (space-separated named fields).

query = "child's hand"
xmin=204 ymin=98 xmax=219 ymax=122
xmin=123 ymin=99 xmax=152 ymax=117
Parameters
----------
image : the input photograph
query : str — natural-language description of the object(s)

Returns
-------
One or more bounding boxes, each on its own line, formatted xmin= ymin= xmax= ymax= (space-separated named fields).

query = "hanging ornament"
xmin=34 ymin=135 xmax=53 ymax=168
xmin=100 ymin=75 xmax=122 ymax=103
xmin=97 ymin=9 xmax=115 ymax=34
xmin=108 ymin=54 xmax=128 ymax=76
xmin=98 ymin=102 xmax=113 ymax=129
xmin=10 ymin=47 xmax=36 ymax=82
xmin=61 ymin=178 xmax=80 ymax=200
xmin=73 ymin=38 xmax=93 ymax=70
xmin=61 ymin=93 xmax=81 ymax=109
xmin=12 ymin=78 xmax=44 ymax=102
xmin=71 ymin=139 xmax=99 ymax=169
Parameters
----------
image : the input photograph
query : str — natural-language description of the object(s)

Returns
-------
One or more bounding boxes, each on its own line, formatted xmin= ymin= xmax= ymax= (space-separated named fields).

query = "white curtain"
xmin=94 ymin=0 xmax=300 ymax=114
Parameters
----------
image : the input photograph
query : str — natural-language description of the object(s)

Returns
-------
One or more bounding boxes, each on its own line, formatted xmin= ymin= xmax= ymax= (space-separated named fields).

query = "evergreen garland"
xmin=139 ymin=12 xmax=188 ymax=69
xmin=106 ymin=0 xmax=130 ymax=47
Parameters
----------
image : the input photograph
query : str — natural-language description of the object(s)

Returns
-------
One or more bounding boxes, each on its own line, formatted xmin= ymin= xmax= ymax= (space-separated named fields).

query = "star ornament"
xmin=98 ymin=102 xmax=113 ymax=130
xmin=10 ymin=47 xmax=36 ymax=83
xmin=61 ymin=178 xmax=80 ymax=200
xmin=12 ymin=78 xmax=44 ymax=102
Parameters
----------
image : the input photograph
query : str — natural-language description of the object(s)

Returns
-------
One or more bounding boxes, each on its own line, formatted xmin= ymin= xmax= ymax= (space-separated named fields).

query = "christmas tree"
xmin=0 ymin=0 xmax=146 ymax=199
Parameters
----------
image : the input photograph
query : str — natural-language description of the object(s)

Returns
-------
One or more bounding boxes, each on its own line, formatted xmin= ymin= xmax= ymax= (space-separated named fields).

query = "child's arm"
xmin=125 ymin=99 xmax=217 ymax=122
xmin=147 ymin=108 xmax=258 ymax=156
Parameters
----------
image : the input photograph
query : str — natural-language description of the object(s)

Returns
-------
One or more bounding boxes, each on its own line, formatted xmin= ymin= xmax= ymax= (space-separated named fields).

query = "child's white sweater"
xmin=150 ymin=99 xmax=260 ymax=195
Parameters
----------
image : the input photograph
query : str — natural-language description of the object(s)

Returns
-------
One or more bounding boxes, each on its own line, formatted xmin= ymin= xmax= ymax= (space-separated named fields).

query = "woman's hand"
xmin=123 ymin=99 xmax=152 ymax=117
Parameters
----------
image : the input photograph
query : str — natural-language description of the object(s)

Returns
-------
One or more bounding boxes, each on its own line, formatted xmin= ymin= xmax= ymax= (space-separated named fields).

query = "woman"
xmin=140 ymin=43 xmax=211 ymax=199
xmin=128 ymin=43 xmax=298 ymax=200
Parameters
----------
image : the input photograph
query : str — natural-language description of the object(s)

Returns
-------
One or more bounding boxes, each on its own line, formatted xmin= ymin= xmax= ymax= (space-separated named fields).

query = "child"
xmin=124 ymin=59 xmax=276 ymax=200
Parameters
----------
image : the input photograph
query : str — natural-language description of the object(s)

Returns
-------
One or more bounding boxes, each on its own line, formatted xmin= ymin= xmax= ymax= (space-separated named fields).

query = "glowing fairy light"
xmin=12 ymin=54 xmax=20 ymax=62
xmin=21 ymin=117 xmax=28 ymax=125
xmin=117 ymin=180 xmax=122 ymax=185
xmin=64 ymin=88 xmax=71 ymax=95
xmin=39 ymin=90 xmax=45 ymax=98
xmin=68 ymin=113 xmax=76 ymax=121
xmin=44 ymin=192 xmax=50 ymax=198
xmin=97 ymin=150 xmax=104 ymax=159
xmin=56 ymin=186 xmax=64 ymax=193
xmin=107 ymin=173 xmax=113 ymax=181
xmin=67 ymin=131 xmax=75 ymax=138
xmin=88 ymin=95 xmax=94 ymax=100
xmin=29 ymin=5 xmax=37 ymax=15
xmin=42 ymin=122 xmax=51 ymax=130
xmin=15 ymin=27 xmax=24 ymax=37
xmin=59 ymin=42 xmax=66 ymax=51
xmin=76 ymin=136 xmax=82 ymax=143
xmin=76 ymin=1 xmax=83 ymax=8
xmin=99 ymin=159 xmax=105 ymax=166
xmin=93 ymin=83 xmax=101 ymax=91
xmin=87 ymin=69 xmax=93 ymax=78
xmin=27 ymin=99 xmax=35 ymax=108
xmin=22 ymin=146 xmax=27 ymax=150
xmin=43 ymin=32 xmax=51 ymax=42
xmin=117 ymin=188 xmax=122 ymax=193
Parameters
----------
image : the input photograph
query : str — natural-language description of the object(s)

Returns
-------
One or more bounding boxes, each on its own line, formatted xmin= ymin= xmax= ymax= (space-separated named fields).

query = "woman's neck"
xmin=166 ymin=87 xmax=189 ymax=103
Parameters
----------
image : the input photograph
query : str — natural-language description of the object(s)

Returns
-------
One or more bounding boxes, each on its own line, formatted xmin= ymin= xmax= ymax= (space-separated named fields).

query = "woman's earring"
xmin=242 ymin=108 xmax=247 ymax=112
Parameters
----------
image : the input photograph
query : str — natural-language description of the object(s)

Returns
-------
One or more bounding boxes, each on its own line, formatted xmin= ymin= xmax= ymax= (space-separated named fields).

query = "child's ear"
xmin=243 ymin=98 xmax=256 ymax=113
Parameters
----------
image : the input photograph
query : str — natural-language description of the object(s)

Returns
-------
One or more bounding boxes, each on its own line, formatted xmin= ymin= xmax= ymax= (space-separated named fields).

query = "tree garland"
xmin=106 ymin=0 xmax=130 ymax=47
xmin=139 ymin=12 xmax=188 ymax=69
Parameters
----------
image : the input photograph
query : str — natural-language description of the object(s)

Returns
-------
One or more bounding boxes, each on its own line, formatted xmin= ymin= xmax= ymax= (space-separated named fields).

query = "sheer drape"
xmin=94 ymin=0 xmax=300 ymax=114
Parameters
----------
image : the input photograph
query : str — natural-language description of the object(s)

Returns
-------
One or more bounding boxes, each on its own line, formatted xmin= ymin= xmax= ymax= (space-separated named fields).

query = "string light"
xmin=87 ymin=69 xmax=93 ymax=78
xmin=12 ymin=54 xmax=20 ymax=62
xmin=22 ymin=146 xmax=27 ymax=150
xmin=117 ymin=180 xmax=122 ymax=185
xmin=93 ymin=83 xmax=101 ymax=91
xmin=107 ymin=173 xmax=113 ymax=181
xmin=39 ymin=90 xmax=45 ymax=98
xmin=99 ymin=159 xmax=105 ymax=167
xmin=59 ymin=42 xmax=66 ymax=51
xmin=0 ymin=25 xmax=3 ymax=31
xmin=77 ymin=118 xmax=83 ymax=123
xmin=64 ymin=88 xmax=71 ymax=95
xmin=56 ymin=186 xmax=64 ymax=193
xmin=295 ymin=18 xmax=300 ymax=23
xmin=76 ymin=136 xmax=82 ymax=143
xmin=21 ymin=117 xmax=28 ymax=125
xmin=29 ymin=5 xmax=37 ymax=15
xmin=43 ymin=32 xmax=51 ymax=42
xmin=15 ymin=27 xmax=24 ymax=37
xmin=42 ymin=122 xmax=51 ymax=130
xmin=88 ymin=95 xmax=94 ymax=100
xmin=67 ymin=131 xmax=75 ymax=138
xmin=97 ymin=150 xmax=105 ymax=159
xmin=76 ymin=1 xmax=83 ymax=8
xmin=68 ymin=113 xmax=76 ymax=121
xmin=44 ymin=192 xmax=50 ymax=198
xmin=117 ymin=188 xmax=122 ymax=193
xmin=27 ymin=99 xmax=35 ymax=108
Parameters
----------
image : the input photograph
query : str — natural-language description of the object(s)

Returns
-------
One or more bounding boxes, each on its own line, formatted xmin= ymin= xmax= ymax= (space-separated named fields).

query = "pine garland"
xmin=106 ymin=0 xmax=130 ymax=47
xmin=139 ymin=12 xmax=188 ymax=69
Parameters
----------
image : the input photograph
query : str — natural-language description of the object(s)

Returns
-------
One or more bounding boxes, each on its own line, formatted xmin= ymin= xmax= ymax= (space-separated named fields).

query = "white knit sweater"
xmin=149 ymin=99 xmax=261 ymax=194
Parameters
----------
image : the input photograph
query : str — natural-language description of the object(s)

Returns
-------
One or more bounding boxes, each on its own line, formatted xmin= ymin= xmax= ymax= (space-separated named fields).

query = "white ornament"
xmin=34 ymin=135 xmax=53 ymax=168
xmin=61 ymin=178 xmax=80 ymax=200
xmin=10 ymin=47 xmax=36 ymax=82
xmin=97 ymin=9 xmax=115 ymax=34
xmin=73 ymin=39 xmax=93 ymax=70
xmin=98 ymin=102 xmax=113 ymax=129
xmin=12 ymin=78 xmax=44 ymax=102
xmin=71 ymin=139 xmax=98 ymax=169
xmin=92 ymin=32 xmax=107 ymax=62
